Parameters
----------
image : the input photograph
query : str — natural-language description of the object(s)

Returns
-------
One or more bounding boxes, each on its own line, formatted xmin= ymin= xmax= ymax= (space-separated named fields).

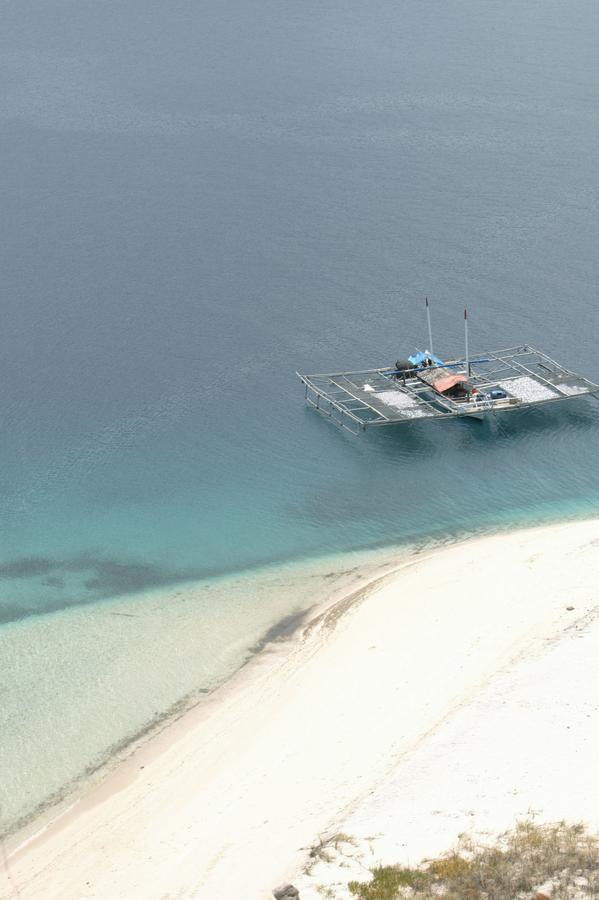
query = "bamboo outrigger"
xmin=297 ymin=305 xmax=599 ymax=434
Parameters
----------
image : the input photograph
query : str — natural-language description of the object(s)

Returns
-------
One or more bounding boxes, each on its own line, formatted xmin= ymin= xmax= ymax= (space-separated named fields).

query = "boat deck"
xmin=297 ymin=345 xmax=599 ymax=433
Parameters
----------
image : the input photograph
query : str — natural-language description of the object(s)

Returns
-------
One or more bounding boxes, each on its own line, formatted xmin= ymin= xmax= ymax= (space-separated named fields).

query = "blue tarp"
xmin=408 ymin=351 xmax=445 ymax=367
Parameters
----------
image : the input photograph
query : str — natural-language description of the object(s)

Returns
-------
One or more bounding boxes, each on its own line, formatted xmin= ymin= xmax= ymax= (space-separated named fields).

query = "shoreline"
xmin=1 ymin=540 xmax=418 ymax=854
xmin=2 ymin=545 xmax=418 ymax=854
xmin=3 ymin=517 xmax=599 ymax=899
xmin=0 ymin=541 xmax=412 ymax=846
xmin=2 ymin=505 xmax=595 ymax=846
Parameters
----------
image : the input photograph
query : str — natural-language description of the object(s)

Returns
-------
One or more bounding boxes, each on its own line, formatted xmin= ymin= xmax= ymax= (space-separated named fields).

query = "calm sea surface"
xmin=1 ymin=0 xmax=599 ymax=834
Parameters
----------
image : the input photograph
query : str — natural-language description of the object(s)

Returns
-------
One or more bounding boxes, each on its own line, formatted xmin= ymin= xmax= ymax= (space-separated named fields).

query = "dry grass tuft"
xmin=347 ymin=820 xmax=599 ymax=899
xmin=305 ymin=832 xmax=359 ymax=875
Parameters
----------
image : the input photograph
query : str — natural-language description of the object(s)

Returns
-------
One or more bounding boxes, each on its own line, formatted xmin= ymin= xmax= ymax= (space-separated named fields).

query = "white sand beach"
xmin=2 ymin=519 xmax=599 ymax=900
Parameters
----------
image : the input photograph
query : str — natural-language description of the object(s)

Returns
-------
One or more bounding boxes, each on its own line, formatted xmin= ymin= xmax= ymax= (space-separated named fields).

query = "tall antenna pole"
xmin=464 ymin=308 xmax=470 ymax=377
xmin=425 ymin=297 xmax=434 ymax=355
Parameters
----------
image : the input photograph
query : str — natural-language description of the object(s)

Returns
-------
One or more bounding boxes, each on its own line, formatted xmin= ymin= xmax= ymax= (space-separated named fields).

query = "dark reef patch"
xmin=0 ymin=556 xmax=56 ymax=579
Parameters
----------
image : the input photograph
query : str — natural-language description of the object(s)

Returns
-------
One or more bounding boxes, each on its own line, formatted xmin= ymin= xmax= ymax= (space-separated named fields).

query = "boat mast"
xmin=464 ymin=308 xmax=470 ymax=376
xmin=425 ymin=297 xmax=434 ymax=355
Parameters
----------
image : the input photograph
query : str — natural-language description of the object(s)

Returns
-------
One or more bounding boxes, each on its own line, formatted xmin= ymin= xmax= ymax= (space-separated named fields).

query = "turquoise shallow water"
xmin=1 ymin=0 xmax=599 ymax=835
xmin=0 ymin=547 xmax=405 ymax=837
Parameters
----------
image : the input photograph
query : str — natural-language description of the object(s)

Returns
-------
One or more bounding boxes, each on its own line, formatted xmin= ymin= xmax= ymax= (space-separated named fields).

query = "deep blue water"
xmin=1 ymin=0 xmax=599 ymax=620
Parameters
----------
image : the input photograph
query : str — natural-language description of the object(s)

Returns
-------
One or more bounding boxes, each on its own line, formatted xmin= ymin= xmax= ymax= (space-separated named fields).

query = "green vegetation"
xmin=347 ymin=821 xmax=599 ymax=899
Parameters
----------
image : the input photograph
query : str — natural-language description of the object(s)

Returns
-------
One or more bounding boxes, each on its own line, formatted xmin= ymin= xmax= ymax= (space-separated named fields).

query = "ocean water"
xmin=2 ymin=0 xmax=599 ymax=836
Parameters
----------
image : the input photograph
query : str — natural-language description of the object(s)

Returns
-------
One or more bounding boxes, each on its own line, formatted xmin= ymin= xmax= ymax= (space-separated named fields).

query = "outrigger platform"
xmin=297 ymin=307 xmax=599 ymax=434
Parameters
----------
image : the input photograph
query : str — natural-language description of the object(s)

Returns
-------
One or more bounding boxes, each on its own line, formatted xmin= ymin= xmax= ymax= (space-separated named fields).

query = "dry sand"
xmin=2 ymin=519 xmax=598 ymax=900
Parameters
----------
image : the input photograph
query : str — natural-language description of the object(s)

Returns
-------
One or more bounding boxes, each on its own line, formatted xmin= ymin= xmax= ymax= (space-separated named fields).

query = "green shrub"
xmin=347 ymin=820 xmax=599 ymax=899
xmin=348 ymin=864 xmax=426 ymax=899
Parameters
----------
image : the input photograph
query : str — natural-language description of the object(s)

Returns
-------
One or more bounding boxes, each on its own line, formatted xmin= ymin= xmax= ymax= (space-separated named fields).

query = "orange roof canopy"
xmin=434 ymin=374 xmax=469 ymax=393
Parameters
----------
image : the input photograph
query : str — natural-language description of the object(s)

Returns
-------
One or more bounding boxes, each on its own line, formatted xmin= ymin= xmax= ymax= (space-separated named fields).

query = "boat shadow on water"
xmin=364 ymin=395 xmax=599 ymax=459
